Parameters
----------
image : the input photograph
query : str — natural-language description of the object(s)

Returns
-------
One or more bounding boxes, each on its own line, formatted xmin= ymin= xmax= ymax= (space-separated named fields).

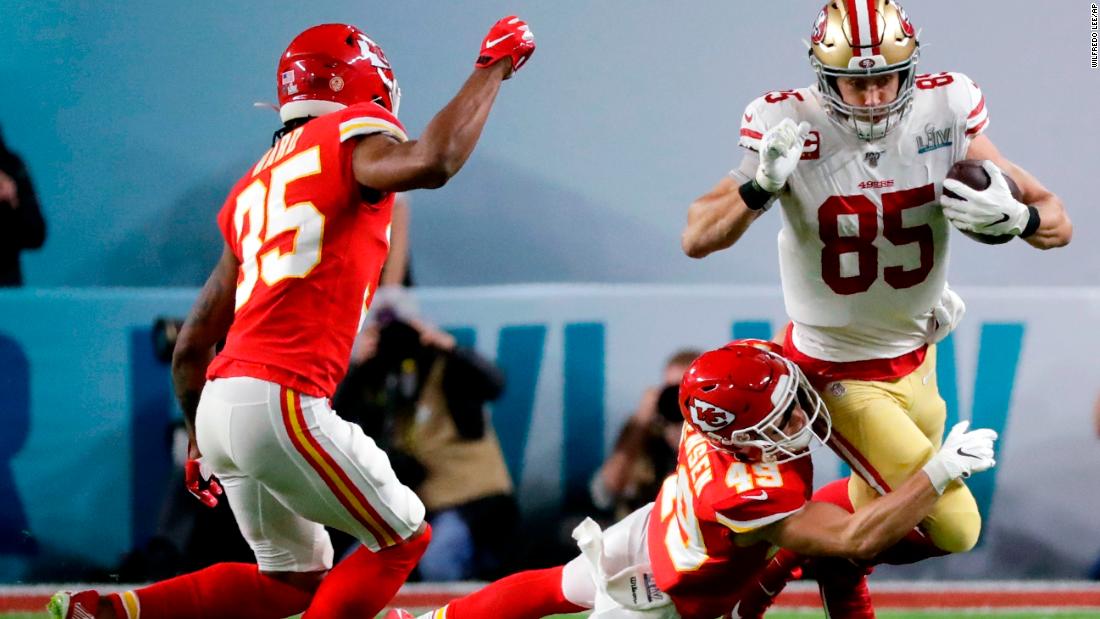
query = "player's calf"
xmin=302 ymin=523 xmax=431 ymax=619
xmin=806 ymin=557 xmax=875 ymax=619
xmin=411 ymin=565 xmax=585 ymax=619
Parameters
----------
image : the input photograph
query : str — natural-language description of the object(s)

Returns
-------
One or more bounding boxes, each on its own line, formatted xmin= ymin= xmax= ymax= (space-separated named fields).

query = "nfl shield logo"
xmin=864 ymin=151 xmax=883 ymax=167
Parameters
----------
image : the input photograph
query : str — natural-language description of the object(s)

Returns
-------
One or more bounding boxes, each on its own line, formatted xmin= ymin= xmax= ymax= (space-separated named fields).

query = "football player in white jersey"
xmin=680 ymin=0 xmax=1071 ymax=601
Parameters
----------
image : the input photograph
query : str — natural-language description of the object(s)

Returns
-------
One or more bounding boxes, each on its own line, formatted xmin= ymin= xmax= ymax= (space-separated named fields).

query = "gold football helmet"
xmin=809 ymin=0 xmax=919 ymax=140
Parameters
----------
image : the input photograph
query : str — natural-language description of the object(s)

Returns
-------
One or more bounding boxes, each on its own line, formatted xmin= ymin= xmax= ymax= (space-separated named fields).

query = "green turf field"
xmin=8 ymin=612 xmax=1100 ymax=619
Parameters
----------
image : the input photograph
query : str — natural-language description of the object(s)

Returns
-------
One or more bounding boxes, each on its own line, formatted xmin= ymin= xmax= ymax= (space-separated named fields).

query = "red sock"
xmin=813 ymin=557 xmax=875 ymax=619
xmin=302 ymin=526 xmax=431 ymax=619
xmin=438 ymin=566 xmax=584 ymax=619
xmin=108 ymin=562 xmax=314 ymax=619
xmin=872 ymin=527 xmax=950 ymax=565
xmin=730 ymin=548 xmax=805 ymax=619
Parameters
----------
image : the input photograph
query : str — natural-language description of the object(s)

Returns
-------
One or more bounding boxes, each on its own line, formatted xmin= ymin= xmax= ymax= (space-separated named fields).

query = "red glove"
xmin=185 ymin=458 xmax=223 ymax=508
xmin=475 ymin=16 xmax=535 ymax=77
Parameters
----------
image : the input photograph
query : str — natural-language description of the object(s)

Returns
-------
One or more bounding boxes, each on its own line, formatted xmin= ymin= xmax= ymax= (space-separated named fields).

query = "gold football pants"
xmin=821 ymin=346 xmax=981 ymax=553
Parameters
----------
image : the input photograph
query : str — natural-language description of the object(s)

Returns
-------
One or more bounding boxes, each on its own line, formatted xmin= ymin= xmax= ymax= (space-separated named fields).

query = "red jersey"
xmin=206 ymin=103 xmax=408 ymax=398
xmin=647 ymin=425 xmax=813 ymax=618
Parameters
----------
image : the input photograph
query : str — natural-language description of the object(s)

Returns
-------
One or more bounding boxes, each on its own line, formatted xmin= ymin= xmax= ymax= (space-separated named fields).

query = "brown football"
xmin=943 ymin=159 xmax=1023 ymax=245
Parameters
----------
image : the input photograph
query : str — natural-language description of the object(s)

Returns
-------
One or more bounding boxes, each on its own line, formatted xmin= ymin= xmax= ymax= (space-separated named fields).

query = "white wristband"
xmin=921 ymin=458 xmax=953 ymax=495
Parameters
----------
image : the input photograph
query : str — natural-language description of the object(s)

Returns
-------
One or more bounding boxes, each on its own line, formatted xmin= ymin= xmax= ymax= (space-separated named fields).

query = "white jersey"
xmin=736 ymin=72 xmax=988 ymax=362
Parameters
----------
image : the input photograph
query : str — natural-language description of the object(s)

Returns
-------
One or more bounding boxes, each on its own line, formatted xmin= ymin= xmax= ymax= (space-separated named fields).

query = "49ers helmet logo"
xmin=689 ymin=398 xmax=736 ymax=433
xmin=896 ymin=4 xmax=915 ymax=37
xmin=811 ymin=7 xmax=829 ymax=44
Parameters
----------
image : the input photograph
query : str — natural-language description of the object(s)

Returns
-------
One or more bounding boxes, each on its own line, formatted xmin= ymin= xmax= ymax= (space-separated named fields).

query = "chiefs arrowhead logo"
xmin=356 ymin=35 xmax=392 ymax=70
xmin=744 ymin=113 xmax=754 ymax=123
xmin=689 ymin=398 xmax=736 ymax=432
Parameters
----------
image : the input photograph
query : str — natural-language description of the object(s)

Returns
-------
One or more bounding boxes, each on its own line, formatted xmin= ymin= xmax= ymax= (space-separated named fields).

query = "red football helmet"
xmin=277 ymin=24 xmax=400 ymax=123
xmin=679 ymin=340 xmax=831 ymax=462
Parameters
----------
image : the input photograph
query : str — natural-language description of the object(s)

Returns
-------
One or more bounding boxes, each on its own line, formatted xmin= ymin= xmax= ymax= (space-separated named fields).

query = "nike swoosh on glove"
xmin=921 ymin=421 xmax=998 ymax=494
xmin=475 ymin=16 xmax=536 ymax=78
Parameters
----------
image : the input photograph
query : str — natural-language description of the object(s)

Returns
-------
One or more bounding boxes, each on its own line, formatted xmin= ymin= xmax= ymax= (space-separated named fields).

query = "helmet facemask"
xmin=812 ymin=52 xmax=918 ymax=141
xmin=708 ymin=359 xmax=833 ymax=463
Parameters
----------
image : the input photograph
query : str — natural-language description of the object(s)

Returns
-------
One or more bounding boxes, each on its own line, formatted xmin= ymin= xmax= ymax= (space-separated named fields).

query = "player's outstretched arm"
xmin=962 ymin=134 xmax=1072 ymax=249
xmin=760 ymin=422 xmax=997 ymax=560
xmin=682 ymin=176 xmax=765 ymax=258
xmin=172 ymin=244 xmax=238 ymax=440
xmin=352 ymin=16 xmax=535 ymax=193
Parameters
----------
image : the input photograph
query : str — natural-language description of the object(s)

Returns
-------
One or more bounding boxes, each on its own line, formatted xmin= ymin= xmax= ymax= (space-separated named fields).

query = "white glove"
xmin=921 ymin=421 xmax=998 ymax=495
xmin=940 ymin=160 xmax=1030 ymax=236
xmin=925 ymin=284 xmax=966 ymax=345
xmin=755 ymin=118 xmax=811 ymax=193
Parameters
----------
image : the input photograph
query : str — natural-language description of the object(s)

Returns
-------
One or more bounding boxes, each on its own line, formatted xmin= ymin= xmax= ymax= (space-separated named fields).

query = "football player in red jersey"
xmin=387 ymin=341 xmax=998 ymax=619
xmin=49 ymin=16 xmax=535 ymax=619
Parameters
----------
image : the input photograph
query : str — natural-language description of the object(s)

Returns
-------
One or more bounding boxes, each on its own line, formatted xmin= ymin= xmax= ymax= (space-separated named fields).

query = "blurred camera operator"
xmin=118 ymin=320 xmax=252 ymax=582
xmin=589 ymin=349 xmax=700 ymax=520
xmin=0 ymin=124 xmax=46 ymax=287
xmin=334 ymin=302 xmax=516 ymax=581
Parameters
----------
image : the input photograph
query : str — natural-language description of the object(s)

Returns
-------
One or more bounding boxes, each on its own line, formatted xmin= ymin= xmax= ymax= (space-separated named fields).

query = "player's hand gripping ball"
xmin=475 ymin=16 xmax=535 ymax=78
xmin=941 ymin=159 xmax=1025 ymax=245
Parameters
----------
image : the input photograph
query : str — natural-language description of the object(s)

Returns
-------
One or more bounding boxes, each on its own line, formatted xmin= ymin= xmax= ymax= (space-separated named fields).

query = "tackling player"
xmin=679 ymin=0 xmax=1071 ymax=594
xmin=386 ymin=341 xmax=998 ymax=619
xmin=49 ymin=16 xmax=535 ymax=619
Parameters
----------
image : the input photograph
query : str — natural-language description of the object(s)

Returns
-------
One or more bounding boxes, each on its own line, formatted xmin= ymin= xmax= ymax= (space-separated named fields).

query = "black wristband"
xmin=1020 ymin=205 xmax=1041 ymax=238
xmin=739 ymin=179 xmax=775 ymax=212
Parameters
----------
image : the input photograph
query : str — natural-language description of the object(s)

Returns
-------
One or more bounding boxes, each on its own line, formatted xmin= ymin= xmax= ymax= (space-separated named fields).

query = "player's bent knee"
xmin=561 ymin=554 xmax=597 ymax=609
xmin=925 ymin=486 xmax=983 ymax=554
xmin=927 ymin=513 xmax=981 ymax=554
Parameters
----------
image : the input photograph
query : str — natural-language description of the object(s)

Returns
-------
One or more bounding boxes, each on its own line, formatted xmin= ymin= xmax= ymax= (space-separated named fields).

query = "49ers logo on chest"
xmin=689 ymin=399 xmax=736 ymax=432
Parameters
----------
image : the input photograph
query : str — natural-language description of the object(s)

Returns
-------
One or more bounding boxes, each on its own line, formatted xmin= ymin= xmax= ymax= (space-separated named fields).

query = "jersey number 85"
xmin=819 ymin=183 xmax=936 ymax=295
